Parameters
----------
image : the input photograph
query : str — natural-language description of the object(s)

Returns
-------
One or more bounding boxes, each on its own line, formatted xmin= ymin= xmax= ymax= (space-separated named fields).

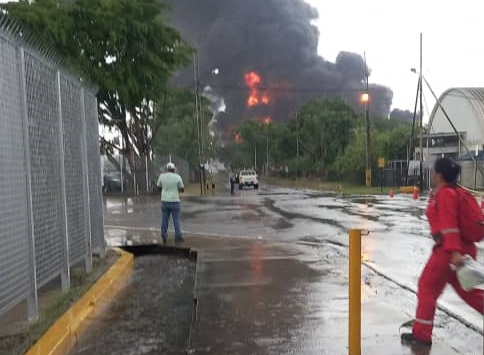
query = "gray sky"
xmin=307 ymin=0 xmax=484 ymax=114
xmin=3 ymin=0 xmax=482 ymax=116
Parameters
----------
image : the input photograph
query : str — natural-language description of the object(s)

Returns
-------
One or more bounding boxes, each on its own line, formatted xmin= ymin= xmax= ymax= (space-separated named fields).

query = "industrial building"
xmin=421 ymin=88 xmax=484 ymax=188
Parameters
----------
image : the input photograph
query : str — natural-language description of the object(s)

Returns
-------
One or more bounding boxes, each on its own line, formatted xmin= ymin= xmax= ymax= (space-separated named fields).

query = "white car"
xmin=238 ymin=170 xmax=259 ymax=190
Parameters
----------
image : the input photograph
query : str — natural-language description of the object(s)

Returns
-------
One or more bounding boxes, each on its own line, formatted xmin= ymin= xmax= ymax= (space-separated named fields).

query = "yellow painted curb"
xmin=24 ymin=248 xmax=134 ymax=355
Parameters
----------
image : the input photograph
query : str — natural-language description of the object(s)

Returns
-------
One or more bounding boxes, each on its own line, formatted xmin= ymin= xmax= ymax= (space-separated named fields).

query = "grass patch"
xmin=182 ymin=174 xmax=226 ymax=197
xmin=261 ymin=176 xmax=399 ymax=195
xmin=183 ymin=182 xmax=203 ymax=196
xmin=338 ymin=185 xmax=398 ymax=195
xmin=261 ymin=177 xmax=340 ymax=191
xmin=0 ymin=250 xmax=118 ymax=355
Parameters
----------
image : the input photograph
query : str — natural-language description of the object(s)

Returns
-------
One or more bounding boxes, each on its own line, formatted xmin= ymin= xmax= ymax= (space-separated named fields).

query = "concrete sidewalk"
xmin=106 ymin=228 xmax=461 ymax=355
xmin=186 ymin=237 xmax=458 ymax=355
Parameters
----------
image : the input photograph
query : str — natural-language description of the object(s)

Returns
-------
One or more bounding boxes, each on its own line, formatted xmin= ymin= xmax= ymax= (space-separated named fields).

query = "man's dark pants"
xmin=161 ymin=201 xmax=182 ymax=242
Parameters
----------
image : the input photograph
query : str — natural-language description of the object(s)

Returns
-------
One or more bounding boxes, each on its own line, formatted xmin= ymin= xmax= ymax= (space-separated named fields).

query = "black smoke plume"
xmin=390 ymin=109 xmax=415 ymax=123
xmin=167 ymin=0 xmax=394 ymax=134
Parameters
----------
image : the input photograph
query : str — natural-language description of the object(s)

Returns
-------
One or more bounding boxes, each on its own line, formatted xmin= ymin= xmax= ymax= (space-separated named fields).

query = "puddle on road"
xmin=347 ymin=196 xmax=377 ymax=205
xmin=263 ymin=198 xmax=345 ymax=231
xmin=69 ymin=255 xmax=196 ymax=355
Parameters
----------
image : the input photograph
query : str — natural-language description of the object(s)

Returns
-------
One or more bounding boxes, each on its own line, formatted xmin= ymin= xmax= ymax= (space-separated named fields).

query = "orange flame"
xmin=244 ymin=71 xmax=270 ymax=107
xmin=234 ymin=133 xmax=242 ymax=143
xmin=263 ymin=116 xmax=272 ymax=124
xmin=248 ymin=96 xmax=259 ymax=106
xmin=244 ymin=71 xmax=261 ymax=87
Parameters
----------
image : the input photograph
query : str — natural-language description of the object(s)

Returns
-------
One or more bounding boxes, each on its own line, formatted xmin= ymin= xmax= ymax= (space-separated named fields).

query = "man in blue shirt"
xmin=156 ymin=162 xmax=185 ymax=243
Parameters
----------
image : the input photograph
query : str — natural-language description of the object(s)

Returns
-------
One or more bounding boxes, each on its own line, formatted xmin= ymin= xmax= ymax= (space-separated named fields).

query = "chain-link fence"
xmin=0 ymin=17 xmax=104 ymax=322
xmin=103 ymin=153 xmax=201 ymax=194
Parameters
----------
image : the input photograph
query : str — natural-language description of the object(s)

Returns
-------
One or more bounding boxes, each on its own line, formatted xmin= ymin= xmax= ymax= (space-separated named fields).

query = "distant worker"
xmin=401 ymin=158 xmax=484 ymax=350
xmin=211 ymin=176 xmax=216 ymax=195
xmin=156 ymin=162 xmax=185 ymax=244
xmin=229 ymin=169 xmax=236 ymax=195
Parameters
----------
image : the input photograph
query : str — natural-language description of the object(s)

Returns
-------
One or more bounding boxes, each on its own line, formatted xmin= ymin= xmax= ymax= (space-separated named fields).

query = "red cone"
xmin=389 ymin=189 xmax=394 ymax=198
xmin=413 ymin=186 xmax=419 ymax=200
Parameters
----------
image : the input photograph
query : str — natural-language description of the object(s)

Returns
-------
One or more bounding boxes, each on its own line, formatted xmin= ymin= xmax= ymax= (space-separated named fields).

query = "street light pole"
xmin=363 ymin=51 xmax=371 ymax=187
xmin=418 ymin=33 xmax=424 ymax=191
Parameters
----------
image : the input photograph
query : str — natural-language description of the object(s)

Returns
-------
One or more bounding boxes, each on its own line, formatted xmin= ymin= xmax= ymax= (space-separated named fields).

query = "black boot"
xmin=401 ymin=333 xmax=432 ymax=351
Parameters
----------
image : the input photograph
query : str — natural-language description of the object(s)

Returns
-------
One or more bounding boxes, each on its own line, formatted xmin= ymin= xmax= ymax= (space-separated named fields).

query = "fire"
xmin=248 ymin=96 xmax=259 ymax=106
xmin=263 ymin=116 xmax=272 ymax=124
xmin=244 ymin=71 xmax=270 ymax=107
xmin=244 ymin=71 xmax=261 ymax=87
xmin=234 ymin=133 xmax=242 ymax=143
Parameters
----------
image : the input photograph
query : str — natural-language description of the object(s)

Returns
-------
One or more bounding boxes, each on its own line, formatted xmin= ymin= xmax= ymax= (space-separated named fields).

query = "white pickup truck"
xmin=238 ymin=169 xmax=259 ymax=190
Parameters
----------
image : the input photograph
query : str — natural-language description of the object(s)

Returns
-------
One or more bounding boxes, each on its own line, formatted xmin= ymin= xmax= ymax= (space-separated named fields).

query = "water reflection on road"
xmin=103 ymin=185 xmax=483 ymax=353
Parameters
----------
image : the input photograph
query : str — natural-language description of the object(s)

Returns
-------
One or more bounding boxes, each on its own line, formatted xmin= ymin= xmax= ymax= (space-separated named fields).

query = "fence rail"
xmin=0 ymin=18 xmax=104 ymax=321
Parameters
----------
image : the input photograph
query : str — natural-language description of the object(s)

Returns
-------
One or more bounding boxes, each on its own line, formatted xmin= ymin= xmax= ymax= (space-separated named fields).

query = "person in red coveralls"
xmin=401 ymin=157 xmax=484 ymax=350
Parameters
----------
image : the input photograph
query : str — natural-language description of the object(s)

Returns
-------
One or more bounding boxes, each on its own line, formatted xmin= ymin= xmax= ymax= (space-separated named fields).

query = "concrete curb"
xmin=24 ymin=248 xmax=134 ymax=355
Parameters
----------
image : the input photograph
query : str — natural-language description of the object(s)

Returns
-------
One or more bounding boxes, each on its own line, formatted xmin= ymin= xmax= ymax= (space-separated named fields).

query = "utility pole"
xmin=296 ymin=110 xmax=300 ymax=178
xmin=266 ymin=136 xmax=269 ymax=176
xmin=254 ymin=144 xmax=257 ymax=170
xmin=193 ymin=51 xmax=203 ymax=195
xmin=197 ymin=56 xmax=205 ymax=171
xmin=419 ymin=33 xmax=424 ymax=191
xmin=196 ymin=54 xmax=207 ymax=194
xmin=405 ymin=78 xmax=421 ymax=186
xmin=363 ymin=52 xmax=371 ymax=187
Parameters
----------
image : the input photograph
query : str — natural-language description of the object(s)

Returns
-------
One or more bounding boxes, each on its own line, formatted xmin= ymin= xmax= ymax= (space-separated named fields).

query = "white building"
xmin=425 ymin=88 xmax=484 ymax=187
xmin=430 ymin=88 xmax=484 ymax=149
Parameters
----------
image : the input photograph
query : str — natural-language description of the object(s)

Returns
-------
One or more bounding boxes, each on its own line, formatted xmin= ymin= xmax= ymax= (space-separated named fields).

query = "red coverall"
xmin=413 ymin=183 xmax=484 ymax=342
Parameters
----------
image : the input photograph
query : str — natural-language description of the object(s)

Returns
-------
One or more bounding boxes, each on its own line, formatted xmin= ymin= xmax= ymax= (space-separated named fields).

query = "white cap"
xmin=167 ymin=162 xmax=175 ymax=170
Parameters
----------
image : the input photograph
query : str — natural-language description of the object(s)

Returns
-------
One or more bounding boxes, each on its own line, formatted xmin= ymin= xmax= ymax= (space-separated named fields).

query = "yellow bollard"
xmin=349 ymin=229 xmax=362 ymax=355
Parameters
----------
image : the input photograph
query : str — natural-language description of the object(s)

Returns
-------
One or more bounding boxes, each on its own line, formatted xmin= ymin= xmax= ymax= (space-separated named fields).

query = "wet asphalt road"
xmin=103 ymin=183 xmax=484 ymax=354
xmin=69 ymin=256 xmax=195 ymax=355
xmin=104 ymin=185 xmax=424 ymax=242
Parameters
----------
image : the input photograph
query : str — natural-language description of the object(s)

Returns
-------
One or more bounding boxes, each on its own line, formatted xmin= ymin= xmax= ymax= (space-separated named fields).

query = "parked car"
xmin=238 ymin=169 xmax=259 ymax=190
xmin=103 ymin=172 xmax=122 ymax=192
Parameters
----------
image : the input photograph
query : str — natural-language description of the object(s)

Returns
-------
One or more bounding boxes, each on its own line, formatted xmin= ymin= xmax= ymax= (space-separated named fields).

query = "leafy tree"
xmin=296 ymin=98 xmax=358 ymax=177
xmin=225 ymin=119 xmax=291 ymax=172
xmin=221 ymin=121 xmax=261 ymax=171
xmin=2 ymin=0 xmax=72 ymax=50
xmin=335 ymin=118 xmax=411 ymax=181
xmin=5 ymin=0 xmax=192 ymax=189
xmin=153 ymin=88 xmax=214 ymax=167
xmin=334 ymin=126 xmax=367 ymax=175
xmin=222 ymin=99 xmax=411 ymax=182
xmin=374 ymin=125 xmax=410 ymax=161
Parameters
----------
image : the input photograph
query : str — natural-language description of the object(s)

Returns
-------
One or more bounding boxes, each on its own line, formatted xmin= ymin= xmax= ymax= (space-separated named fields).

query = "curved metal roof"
xmin=429 ymin=88 xmax=484 ymax=127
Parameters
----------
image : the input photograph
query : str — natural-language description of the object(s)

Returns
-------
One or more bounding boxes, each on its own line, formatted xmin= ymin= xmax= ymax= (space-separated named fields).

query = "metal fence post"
xmin=18 ymin=46 xmax=38 ymax=321
xmin=145 ymin=154 xmax=149 ymax=193
xmin=348 ymin=228 xmax=362 ymax=355
xmin=56 ymin=70 xmax=70 ymax=290
xmin=80 ymin=88 xmax=93 ymax=272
